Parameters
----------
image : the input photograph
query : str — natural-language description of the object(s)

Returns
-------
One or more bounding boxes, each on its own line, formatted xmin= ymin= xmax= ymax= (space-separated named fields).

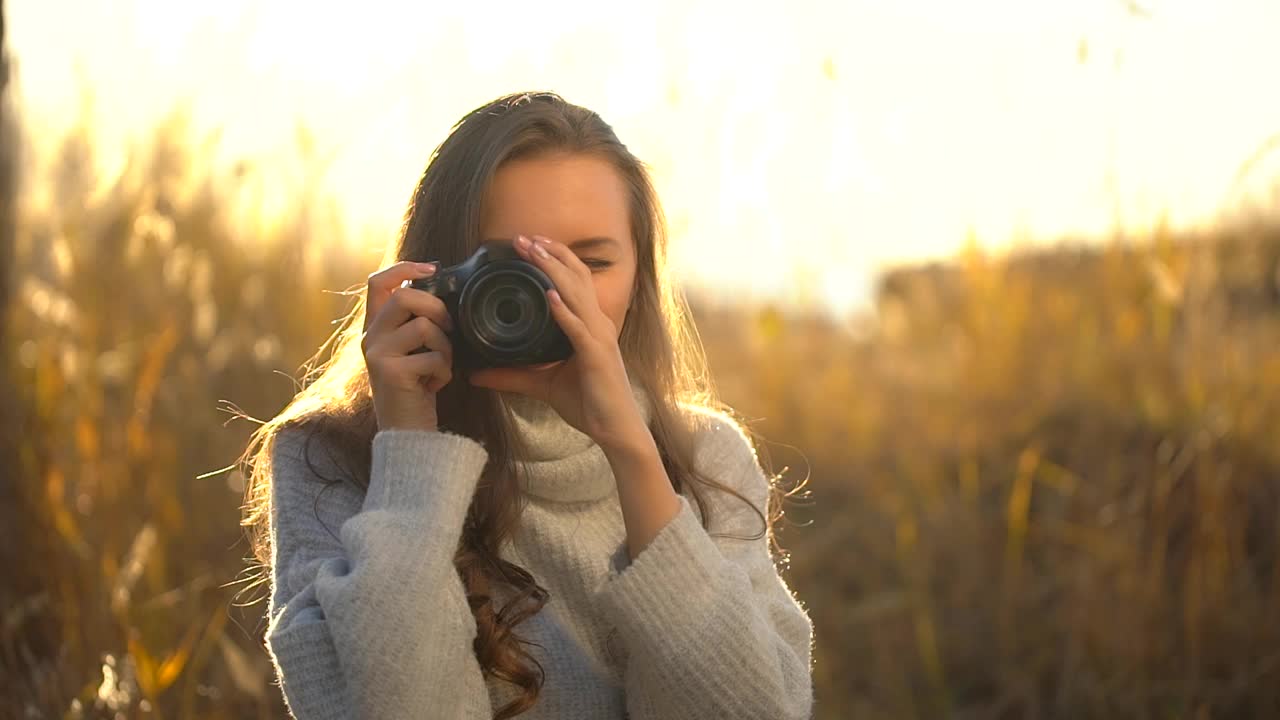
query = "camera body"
xmin=408 ymin=240 xmax=574 ymax=370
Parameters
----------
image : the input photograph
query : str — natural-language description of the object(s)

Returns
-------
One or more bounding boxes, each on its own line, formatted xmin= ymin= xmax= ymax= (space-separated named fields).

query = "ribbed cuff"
xmin=365 ymin=429 xmax=490 ymax=517
xmin=265 ymin=617 xmax=353 ymax=718
xmin=595 ymin=494 xmax=724 ymax=643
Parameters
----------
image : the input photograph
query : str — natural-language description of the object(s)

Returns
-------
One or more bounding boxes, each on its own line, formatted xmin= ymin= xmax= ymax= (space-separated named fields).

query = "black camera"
xmin=408 ymin=240 xmax=574 ymax=370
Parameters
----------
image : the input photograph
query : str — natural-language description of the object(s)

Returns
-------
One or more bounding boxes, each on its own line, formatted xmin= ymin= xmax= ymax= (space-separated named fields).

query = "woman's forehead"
xmin=481 ymin=154 xmax=632 ymax=244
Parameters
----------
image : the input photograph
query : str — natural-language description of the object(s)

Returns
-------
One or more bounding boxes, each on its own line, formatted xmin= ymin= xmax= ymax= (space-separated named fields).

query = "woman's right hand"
xmin=361 ymin=260 xmax=456 ymax=432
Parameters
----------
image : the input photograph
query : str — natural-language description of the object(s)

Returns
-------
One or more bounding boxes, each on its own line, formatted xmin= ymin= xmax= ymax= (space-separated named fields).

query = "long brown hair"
xmin=239 ymin=91 xmax=786 ymax=719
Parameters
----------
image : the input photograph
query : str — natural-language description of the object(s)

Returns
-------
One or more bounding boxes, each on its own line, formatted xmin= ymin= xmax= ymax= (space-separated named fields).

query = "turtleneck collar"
xmin=498 ymin=370 xmax=653 ymax=504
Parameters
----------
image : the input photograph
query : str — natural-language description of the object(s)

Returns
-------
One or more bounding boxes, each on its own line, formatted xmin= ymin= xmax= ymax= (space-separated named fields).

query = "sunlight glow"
xmin=14 ymin=0 xmax=1280 ymax=315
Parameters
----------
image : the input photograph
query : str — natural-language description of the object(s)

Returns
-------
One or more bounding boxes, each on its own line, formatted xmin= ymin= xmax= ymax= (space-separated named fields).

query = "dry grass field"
xmin=4 ymin=121 xmax=1278 ymax=719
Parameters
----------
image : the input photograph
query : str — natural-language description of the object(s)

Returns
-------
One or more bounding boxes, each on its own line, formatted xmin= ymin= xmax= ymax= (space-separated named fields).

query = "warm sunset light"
xmin=7 ymin=3 xmax=1280 ymax=718
xmin=13 ymin=0 xmax=1280 ymax=314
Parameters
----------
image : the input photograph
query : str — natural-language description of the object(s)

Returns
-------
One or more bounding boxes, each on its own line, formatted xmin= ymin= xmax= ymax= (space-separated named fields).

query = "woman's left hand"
xmin=467 ymin=234 xmax=646 ymax=453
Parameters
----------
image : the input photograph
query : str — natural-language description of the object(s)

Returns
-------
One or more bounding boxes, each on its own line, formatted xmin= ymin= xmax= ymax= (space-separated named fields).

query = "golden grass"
xmin=3 ymin=118 xmax=1278 ymax=719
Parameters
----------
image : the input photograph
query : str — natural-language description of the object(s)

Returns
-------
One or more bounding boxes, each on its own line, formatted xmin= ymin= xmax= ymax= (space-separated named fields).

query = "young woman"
xmin=240 ymin=91 xmax=814 ymax=719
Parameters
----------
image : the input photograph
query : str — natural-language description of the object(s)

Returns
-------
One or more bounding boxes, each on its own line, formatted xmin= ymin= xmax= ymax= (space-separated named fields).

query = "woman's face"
xmin=480 ymin=152 xmax=637 ymax=340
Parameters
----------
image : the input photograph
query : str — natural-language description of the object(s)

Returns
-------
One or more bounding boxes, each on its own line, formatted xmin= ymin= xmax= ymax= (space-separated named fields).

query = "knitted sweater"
xmin=264 ymin=379 xmax=815 ymax=719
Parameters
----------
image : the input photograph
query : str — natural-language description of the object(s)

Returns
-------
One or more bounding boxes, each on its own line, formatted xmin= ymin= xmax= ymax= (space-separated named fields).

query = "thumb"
xmin=467 ymin=367 xmax=542 ymax=398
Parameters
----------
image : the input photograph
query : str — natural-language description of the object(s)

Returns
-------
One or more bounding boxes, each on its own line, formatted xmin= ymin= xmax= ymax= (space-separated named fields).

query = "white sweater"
xmin=264 ymin=380 xmax=815 ymax=719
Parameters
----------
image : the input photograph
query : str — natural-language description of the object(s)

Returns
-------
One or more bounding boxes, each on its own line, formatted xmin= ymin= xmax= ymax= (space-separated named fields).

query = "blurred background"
xmin=3 ymin=0 xmax=1279 ymax=717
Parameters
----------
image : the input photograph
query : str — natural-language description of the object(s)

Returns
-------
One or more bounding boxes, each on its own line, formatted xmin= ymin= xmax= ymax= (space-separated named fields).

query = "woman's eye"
xmin=583 ymin=259 xmax=613 ymax=271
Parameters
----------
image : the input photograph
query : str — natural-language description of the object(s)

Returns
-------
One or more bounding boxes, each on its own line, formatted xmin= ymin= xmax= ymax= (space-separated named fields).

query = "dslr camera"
xmin=408 ymin=240 xmax=574 ymax=370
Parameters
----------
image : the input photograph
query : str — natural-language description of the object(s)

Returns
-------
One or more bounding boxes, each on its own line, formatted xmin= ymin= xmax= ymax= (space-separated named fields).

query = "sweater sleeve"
xmin=264 ymin=427 xmax=496 ymax=720
xmin=592 ymin=413 xmax=815 ymax=720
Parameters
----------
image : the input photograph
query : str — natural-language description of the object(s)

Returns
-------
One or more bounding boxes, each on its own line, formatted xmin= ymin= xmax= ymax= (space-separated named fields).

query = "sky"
xmin=11 ymin=0 xmax=1280 ymax=315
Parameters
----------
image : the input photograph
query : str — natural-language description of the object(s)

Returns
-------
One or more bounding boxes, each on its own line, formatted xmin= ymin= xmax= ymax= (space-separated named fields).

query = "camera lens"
xmin=495 ymin=297 xmax=521 ymax=325
xmin=467 ymin=269 xmax=550 ymax=351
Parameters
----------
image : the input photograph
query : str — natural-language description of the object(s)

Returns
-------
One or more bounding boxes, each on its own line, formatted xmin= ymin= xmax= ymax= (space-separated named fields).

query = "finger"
xmin=364 ymin=260 xmax=439 ymax=333
xmin=530 ymin=235 xmax=592 ymax=280
xmin=373 ymin=315 xmax=453 ymax=363
xmin=367 ymin=286 xmax=453 ymax=344
xmin=390 ymin=351 xmax=454 ymax=393
xmin=546 ymin=288 xmax=595 ymax=350
xmin=514 ymin=235 xmax=591 ymax=315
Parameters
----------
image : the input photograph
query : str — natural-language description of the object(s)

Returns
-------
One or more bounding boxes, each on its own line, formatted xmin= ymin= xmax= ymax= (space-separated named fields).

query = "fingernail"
xmin=534 ymin=235 xmax=552 ymax=245
xmin=515 ymin=235 xmax=531 ymax=249
xmin=534 ymin=244 xmax=549 ymax=258
xmin=416 ymin=262 xmax=437 ymax=274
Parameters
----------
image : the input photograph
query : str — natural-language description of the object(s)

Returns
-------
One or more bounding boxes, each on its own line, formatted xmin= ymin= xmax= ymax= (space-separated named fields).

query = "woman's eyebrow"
xmin=488 ymin=236 xmax=619 ymax=250
xmin=567 ymin=236 xmax=618 ymax=251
